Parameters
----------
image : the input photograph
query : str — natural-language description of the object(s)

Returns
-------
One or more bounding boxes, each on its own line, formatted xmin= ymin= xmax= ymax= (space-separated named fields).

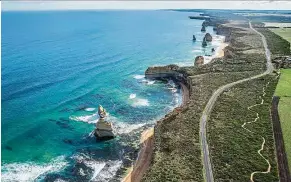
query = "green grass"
xmin=275 ymin=69 xmax=291 ymax=170
xmin=269 ymin=28 xmax=291 ymax=46
xmin=275 ymin=69 xmax=291 ymax=96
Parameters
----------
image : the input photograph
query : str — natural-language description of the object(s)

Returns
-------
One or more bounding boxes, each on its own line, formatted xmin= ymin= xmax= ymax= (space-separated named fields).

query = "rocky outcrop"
xmin=189 ymin=16 xmax=210 ymax=21
xmin=272 ymin=56 xmax=291 ymax=69
xmin=202 ymin=38 xmax=207 ymax=47
xmin=193 ymin=35 xmax=196 ymax=41
xmin=216 ymin=25 xmax=231 ymax=42
xmin=223 ymin=46 xmax=235 ymax=59
xmin=145 ymin=64 xmax=181 ymax=80
xmin=204 ymin=33 xmax=212 ymax=42
xmin=201 ymin=26 xmax=206 ymax=32
xmin=212 ymin=48 xmax=215 ymax=52
xmin=194 ymin=56 xmax=204 ymax=66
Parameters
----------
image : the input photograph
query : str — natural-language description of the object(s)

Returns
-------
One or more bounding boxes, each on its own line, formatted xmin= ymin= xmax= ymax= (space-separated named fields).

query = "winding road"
xmin=199 ymin=21 xmax=274 ymax=182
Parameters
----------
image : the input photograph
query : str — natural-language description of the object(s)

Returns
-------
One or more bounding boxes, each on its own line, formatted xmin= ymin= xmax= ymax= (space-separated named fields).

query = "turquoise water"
xmin=2 ymin=10 xmax=220 ymax=181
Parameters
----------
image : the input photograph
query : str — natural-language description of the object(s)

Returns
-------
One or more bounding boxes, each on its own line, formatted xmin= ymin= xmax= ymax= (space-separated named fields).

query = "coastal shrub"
xmin=256 ymin=28 xmax=291 ymax=56
xmin=208 ymin=75 xmax=279 ymax=181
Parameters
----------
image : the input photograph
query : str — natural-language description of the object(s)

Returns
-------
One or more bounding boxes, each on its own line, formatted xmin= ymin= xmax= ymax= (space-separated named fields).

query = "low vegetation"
xmin=142 ymin=14 xmax=283 ymax=181
xmin=208 ymin=75 xmax=279 ymax=181
xmin=269 ymin=28 xmax=291 ymax=47
xmin=255 ymin=27 xmax=290 ymax=57
xmin=275 ymin=69 xmax=291 ymax=170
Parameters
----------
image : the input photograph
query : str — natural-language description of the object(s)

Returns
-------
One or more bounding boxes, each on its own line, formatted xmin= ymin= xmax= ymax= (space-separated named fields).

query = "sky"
xmin=2 ymin=1 xmax=291 ymax=11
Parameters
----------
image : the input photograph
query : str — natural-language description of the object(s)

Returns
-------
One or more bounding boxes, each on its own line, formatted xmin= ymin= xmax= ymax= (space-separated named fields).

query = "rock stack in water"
xmin=204 ymin=33 xmax=212 ymax=42
xmin=202 ymin=37 xmax=207 ymax=47
xmin=194 ymin=56 xmax=204 ymax=66
xmin=201 ymin=26 xmax=206 ymax=32
xmin=94 ymin=105 xmax=115 ymax=140
xmin=193 ymin=35 xmax=196 ymax=41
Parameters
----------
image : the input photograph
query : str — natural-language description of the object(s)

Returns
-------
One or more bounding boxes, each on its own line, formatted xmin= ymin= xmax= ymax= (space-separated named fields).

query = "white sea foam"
xmin=114 ymin=122 xmax=146 ymax=134
xmin=132 ymin=98 xmax=150 ymax=107
xmin=140 ymin=79 xmax=155 ymax=85
xmin=146 ymin=80 xmax=155 ymax=85
xmin=129 ymin=93 xmax=136 ymax=99
xmin=88 ymin=162 xmax=106 ymax=181
xmin=71 ymin=154 xmax=122 ymax=182
xmin=1 ymin=156 xmax=67 ymax=182
xmin=69 ymin=113 xmax=98 ymax=124
xmin=85 ymin=108 xmax=96 ymax=112
xmin=133 ymin=75 xmax=144 ymax=79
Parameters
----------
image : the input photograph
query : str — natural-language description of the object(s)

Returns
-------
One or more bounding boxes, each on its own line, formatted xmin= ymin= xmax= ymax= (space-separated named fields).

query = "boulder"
xmin=224 ymin=49 xmax=234 ymax=59
xmin=272 ymin=56 xmax=291 ymax=69
xmin=193 ymin=35 xmax=196 ymax=41
xmin=204 ymin=33 xmax=212 ymax=42
xmin=202 ymin=38 xmax=207 ymax=47
xmin=194 ymin=56 xmax=204 ymax=66
xmin=201 ymin=26 xmax=206 ymax=32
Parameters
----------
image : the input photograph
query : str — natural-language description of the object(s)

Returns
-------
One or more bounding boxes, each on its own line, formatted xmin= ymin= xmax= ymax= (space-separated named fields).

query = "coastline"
xmin=122 ymin=81 xmax=189 ymax=182
xmin=122 ymin=39 xmax=226 ymax=181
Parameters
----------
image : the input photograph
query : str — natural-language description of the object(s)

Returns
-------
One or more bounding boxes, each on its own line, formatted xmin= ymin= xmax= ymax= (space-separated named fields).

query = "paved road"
xmin=199 ymin=21 xmax=274 ymax=182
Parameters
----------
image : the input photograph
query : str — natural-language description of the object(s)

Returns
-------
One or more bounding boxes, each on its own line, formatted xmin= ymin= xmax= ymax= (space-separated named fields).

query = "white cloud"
xmin=2 ymin=1 xmax=291 ymax=11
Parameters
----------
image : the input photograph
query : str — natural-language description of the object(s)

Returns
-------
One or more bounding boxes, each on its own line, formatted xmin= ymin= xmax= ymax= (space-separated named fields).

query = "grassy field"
xmin=269 ymin=28 xmax=291 ymax=45
xmin=275 ymin=69 xmax=291 ymax=170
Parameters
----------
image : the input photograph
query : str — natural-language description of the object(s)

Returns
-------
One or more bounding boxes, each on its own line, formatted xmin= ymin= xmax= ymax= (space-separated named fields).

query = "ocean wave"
xmin=131 ymin=98 xmax=150 ymax=107
xmin=133 ymin=75 xmax=144 ymax=79
xmin=140 ymin=79 xmax=155 ymax=85
xmin=69 ymin=113 xmax=98 ymax=124
xmin=85 ymin=108 xmax=96 ymax=112
xmin=71 ymin=154 xmax=122 ymax=182
xmin=129 ymin=93 xmax=136 ymax=99
xmin=1 ymin=156 xmax=67 ymax=182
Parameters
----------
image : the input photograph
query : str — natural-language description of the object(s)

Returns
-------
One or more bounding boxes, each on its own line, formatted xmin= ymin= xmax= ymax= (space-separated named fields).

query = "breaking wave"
xmin=133 ymin=75 xmax=144 ymax=79
xmin=1 ymin=156 xmax=67 ymax=182
xmin=85 ymin=108 xmax=96 ymax=112
xmin=71 ymin=154 xmax=122 ymax=182
xmin=131 ymin=98 xmax=150 ymax=107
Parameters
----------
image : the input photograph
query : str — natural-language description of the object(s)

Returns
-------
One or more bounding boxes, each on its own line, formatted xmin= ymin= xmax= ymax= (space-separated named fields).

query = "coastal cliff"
xmin=125 ymin=13 xmax=283 ymax=182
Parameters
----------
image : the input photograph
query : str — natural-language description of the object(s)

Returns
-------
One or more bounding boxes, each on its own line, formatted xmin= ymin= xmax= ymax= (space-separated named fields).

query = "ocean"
xmin=1 ymin=10 xmax=223 ymax=181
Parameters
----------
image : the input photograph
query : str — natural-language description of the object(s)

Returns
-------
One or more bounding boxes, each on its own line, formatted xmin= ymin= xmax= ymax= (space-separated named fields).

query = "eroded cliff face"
xmin=145 ymin=64 xmax=192 ymax=93
xmin=145 ymin=64 xmax=181 ymax=79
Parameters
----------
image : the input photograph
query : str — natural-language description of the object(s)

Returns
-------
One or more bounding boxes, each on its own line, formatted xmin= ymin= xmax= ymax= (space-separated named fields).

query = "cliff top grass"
xmin=275 ymin=69 xmax=291 ymax=96
xmin=275 ymin=69 xmax=291 ymax=171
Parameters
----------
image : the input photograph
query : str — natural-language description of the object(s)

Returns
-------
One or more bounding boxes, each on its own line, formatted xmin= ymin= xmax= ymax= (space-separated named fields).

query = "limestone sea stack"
xmin=204 ymin=33 xmax=212 ymax=42
xmin=202 ymin=37 xmax=207 ymax=47
xmin=94 ymin=105 xmax=115 ymax=140
xmin=201 ymin=26 xmax=206 ymax=32
xmin=193 ymin=35 xmax=196 ymax=41
xmin=194 ymin=56 xmax=204 ymax=66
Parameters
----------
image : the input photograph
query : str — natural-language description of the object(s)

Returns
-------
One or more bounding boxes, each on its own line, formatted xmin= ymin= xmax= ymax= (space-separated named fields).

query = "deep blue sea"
xmin=1 ymin=10 xmax=221 ymax=181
